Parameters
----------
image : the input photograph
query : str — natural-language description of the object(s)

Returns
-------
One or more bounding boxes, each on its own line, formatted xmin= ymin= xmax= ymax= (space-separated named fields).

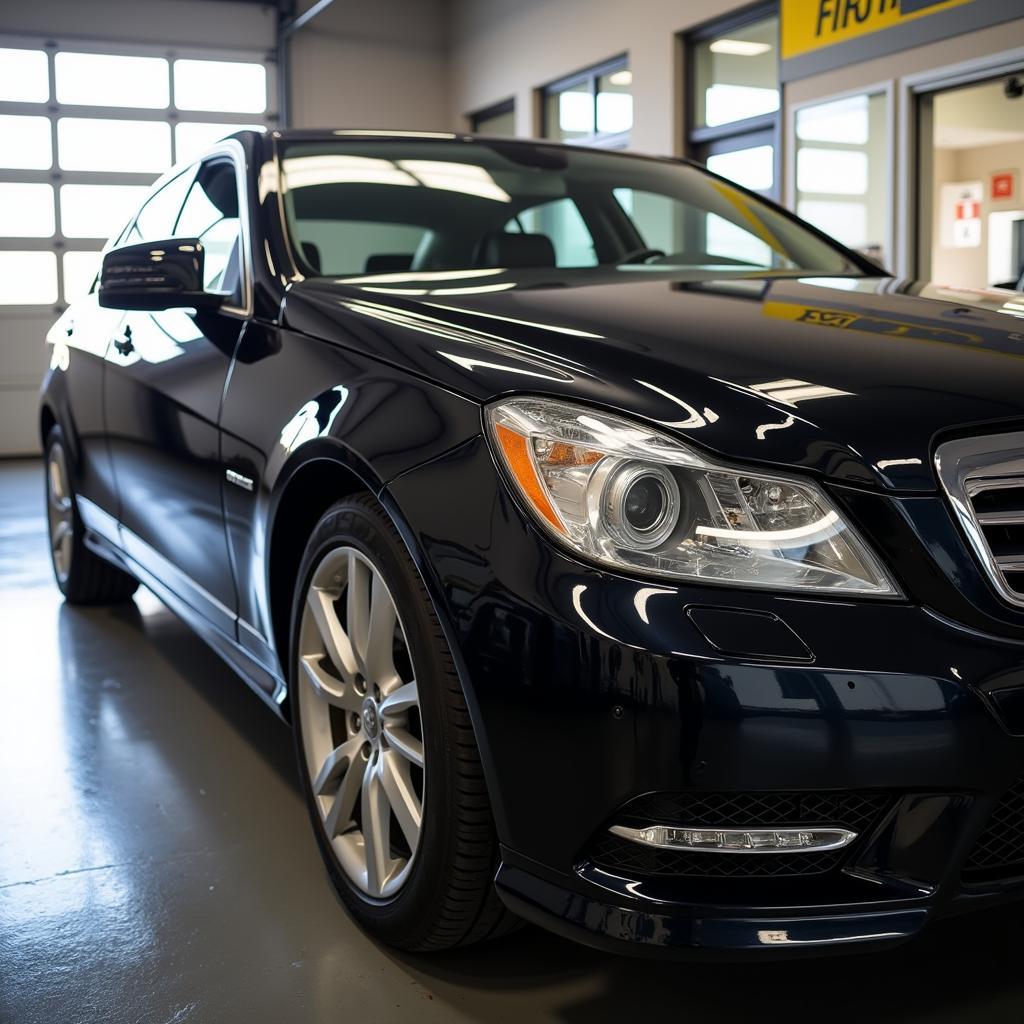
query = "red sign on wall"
xmin=956 ymin=198 xmax=981 ymax=221
xmin=991 ymin=171 xmax=1018 ymax=202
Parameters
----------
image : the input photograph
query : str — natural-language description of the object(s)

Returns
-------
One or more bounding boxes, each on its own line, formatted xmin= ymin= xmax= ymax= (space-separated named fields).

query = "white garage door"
xmin=0 ymin=35 xmax=273 ymax=455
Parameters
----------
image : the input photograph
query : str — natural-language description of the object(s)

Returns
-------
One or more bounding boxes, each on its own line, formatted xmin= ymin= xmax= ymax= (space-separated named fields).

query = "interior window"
xmin=615 ymin=186 xmax=775 ymax=267
xmin=293 ymin=220 xmax=428 ymax=276
xmin=506 ymin=198 xmax=597 ymax=267
xmin=132 ymin=167 xmax=196 ymax=244
xmin=173 ymin=159 xmax=243 ymax=302
xmin=705 ymin=213 xmax=773 ymax=267
xmin=613 ymin=188 xmax=682 ymax=255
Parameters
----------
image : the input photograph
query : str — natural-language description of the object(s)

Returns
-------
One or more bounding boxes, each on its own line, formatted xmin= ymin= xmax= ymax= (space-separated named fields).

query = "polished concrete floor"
xmin=4 ymin=457 xmax=1024 ymax=1023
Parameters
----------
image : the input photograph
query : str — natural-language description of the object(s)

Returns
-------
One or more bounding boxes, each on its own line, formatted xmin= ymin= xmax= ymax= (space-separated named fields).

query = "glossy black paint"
xmin=99 ymin=238 xmax=221 ymax=311
xmin=39 ymin=130 xmax=1024 ymax=956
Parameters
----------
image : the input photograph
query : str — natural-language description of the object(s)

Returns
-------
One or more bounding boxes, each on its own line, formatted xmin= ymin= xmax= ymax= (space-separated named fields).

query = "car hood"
xmin=282 ymin=272 xmax=1024 ymax=492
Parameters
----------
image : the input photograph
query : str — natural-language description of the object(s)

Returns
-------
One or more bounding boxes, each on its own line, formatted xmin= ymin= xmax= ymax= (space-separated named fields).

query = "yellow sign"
xmin=781 ymin=0 xmax=974 ymax=60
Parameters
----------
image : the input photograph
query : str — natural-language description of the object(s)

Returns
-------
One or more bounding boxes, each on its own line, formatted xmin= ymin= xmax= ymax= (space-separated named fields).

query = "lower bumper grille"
xmin=963 ymin=778 xmax=1024 ymax=884
xmin=587 ymin=790 xmax=891 ymax=880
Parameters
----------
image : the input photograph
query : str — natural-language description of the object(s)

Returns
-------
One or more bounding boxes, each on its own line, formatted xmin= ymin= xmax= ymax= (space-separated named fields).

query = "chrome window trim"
xmin=935 ymin=432 xmax=1024 ymax=609
xmin=199 ymin=138 xmax=254 ymax=320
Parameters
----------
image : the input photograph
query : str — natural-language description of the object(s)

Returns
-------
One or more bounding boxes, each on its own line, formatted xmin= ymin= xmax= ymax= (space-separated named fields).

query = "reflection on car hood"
xmin=282 ymin=270 xmax=1024 ymax=492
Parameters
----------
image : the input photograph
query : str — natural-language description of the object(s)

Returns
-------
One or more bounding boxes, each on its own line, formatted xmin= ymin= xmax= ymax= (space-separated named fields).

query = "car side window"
xmin=173 ymin=159 xmax=244 ymax=305
xmin=131 ymin=167 xmax=197 ymax=245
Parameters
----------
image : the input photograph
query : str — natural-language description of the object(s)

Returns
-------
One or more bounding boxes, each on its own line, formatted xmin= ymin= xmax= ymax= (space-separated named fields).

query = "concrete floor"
xmin=4 ymin=459 xmax=1024 ymax=1023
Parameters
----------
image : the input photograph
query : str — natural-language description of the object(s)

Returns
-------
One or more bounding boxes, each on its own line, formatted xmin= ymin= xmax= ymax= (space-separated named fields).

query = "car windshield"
xmin=279 ymin=137 xmax=861 ymax=284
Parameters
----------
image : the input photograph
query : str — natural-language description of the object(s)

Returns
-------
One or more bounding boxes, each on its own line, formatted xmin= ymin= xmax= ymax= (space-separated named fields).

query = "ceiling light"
xmin=608 ymin=69 xmax=632 ymax=86
xmin=281 ymin=155 xmax=417 ymax=190
xmin=709 ymin=39 xmax=772 ymax=56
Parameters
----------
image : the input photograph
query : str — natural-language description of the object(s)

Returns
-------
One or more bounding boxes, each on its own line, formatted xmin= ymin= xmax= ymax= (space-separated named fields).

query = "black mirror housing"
xmin=98 ymin=239 xmax=224 ymax=312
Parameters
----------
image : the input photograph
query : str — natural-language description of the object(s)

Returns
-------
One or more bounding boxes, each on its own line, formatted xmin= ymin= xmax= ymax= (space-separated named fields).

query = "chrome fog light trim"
xmin=609 ymin=824 xmax=858 ymax=854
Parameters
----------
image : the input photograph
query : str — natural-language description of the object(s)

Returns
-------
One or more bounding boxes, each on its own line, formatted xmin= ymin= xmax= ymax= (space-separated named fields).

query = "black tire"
xmin=45 ymin=426 xmax=138 ymax=606
xmin=290 ymin=493 xmax=519 ymax=951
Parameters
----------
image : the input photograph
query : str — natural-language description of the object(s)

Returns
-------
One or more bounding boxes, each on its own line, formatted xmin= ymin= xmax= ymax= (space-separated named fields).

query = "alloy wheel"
xmin=297 ymin=545 xmax=425 ymax=899
xmin=47 ymin=442 xmax=74 ymax=584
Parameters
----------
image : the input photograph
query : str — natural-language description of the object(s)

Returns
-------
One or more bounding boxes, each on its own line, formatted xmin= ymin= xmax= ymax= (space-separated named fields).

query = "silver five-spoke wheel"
xmin=47 ymin=441 xmax=74 ymax=584
xmin=297 ymin=545 xmax=425 ymax=899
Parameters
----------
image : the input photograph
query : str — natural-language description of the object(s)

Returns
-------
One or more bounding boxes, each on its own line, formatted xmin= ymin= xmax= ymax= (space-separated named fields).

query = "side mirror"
xmin=98 ymin=238 xmax=224 ymax=312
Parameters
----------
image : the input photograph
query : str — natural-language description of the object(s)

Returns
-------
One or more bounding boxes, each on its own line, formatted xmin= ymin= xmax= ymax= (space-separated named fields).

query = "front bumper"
xmin=387 ymin=436 xmax=1024 ymax=955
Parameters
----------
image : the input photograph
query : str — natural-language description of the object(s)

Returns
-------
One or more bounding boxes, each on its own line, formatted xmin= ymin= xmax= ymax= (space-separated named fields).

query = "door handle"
xmin=114 ymin=325 xmax=134 ymax=356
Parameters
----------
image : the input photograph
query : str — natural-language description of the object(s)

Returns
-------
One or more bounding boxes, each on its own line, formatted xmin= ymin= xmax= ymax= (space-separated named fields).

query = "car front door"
xmin=104 ymin=148 xmax=248 ymax=638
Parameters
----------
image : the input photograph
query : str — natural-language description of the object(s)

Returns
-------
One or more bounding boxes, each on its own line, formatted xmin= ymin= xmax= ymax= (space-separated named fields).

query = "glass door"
xmin=917 ymin=71 xmax=1024 ymax=289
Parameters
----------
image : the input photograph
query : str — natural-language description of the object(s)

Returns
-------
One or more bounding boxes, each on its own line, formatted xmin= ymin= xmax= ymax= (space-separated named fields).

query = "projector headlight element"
xmin=486 ymin=396 xmax=899 ymax=595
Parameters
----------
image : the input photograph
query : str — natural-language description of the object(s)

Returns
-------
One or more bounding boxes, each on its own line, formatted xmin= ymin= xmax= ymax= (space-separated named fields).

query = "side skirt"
xmin=82 ymin=526 xmax=288 ymax=719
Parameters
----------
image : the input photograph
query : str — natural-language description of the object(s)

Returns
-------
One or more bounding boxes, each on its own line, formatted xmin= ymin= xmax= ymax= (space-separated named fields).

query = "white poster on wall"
xmin=940 ymin=181 xmax=983 ymax=249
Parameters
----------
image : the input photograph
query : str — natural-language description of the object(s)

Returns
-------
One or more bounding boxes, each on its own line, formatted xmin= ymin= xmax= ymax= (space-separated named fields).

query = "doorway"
xmin=917 ymin=71 xmax=1024 ymax=290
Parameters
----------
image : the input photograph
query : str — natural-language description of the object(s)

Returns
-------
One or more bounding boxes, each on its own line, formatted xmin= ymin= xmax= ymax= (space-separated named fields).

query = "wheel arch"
xmin=266 ymin=448 xmax=378 ymax=701
xmin=265 ymin=440 xmax=505 ymax=835
xmin=40 ymin=402 xmax=57 ymax=447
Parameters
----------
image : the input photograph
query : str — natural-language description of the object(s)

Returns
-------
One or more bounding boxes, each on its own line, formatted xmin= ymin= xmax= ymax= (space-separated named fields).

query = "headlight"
xmin=486 ymin=396 xmax=899 ymax=596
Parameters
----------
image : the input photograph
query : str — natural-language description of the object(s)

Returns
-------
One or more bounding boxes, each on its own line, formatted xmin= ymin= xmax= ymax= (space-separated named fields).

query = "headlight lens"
xmin=486 ymin=397 xmax=899 ymax=596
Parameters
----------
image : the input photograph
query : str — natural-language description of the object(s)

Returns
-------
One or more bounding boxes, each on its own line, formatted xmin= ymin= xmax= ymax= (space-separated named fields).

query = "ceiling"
xmin=934 ymin=78 xmax=1024 ymax=150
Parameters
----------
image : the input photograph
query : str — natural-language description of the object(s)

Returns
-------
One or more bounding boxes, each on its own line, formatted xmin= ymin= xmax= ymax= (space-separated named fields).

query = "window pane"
xmin=176 ymin=179 xmax=229 ymax=239
xmin=60 ymin=184 xmax=150 ymax=239
xmin=797 ymin=200 xmax=867 ymax=249
xmin=280 ymin=138 xmax=850 ymax=277
xmin=472 ymin=107 xmax=515 ymax=136
xmin=135 ymin=169 xmax=196 ymax=242
xmin=796 ymin=94 xmax=869 ymax=145
xmin=693 ymin=16 xmax=779 ymax=128
xmin=58 ymin=118 xmax=171 ymax=172
xmin=174 ymin=122 xmax=264 ymax=163
xmin=55 ymin=52 xmax=169 ymax=108
xmin=797 ymin=148 xmax=867 ymax=195
xmin=0 ymin=183 xmax=55 ymax=236
xmin=0 ymin=115 xmax=52 ymax=169
xmin=198 ymin=218 xmax=242 ymax=292
xmin=173 ymin=59 xmax=266 ymax=113
xmin=63 ymin=251 xmax=102 ymax=302
xmin=545 ymin=85 xmax=592 ymax=141
xmin=293 ymin=221 xmax=426 ymax=276
xmin=513 ymin=198 xmax=597 ymax=267
xmin=706 ymin=213 xmax=772 ymax=266
xmin=613 ymin=188 xmax=680 ymax=253
xmin=795 ymin=92 xmax=887 ymax=259
xmin=0 ymin=251 xmax=57 ymax=304
xmin=596 ymin=69 xmax=633 ymax=135
xmin=175 ymin=163 xmax=241 ymax=300
xmin=707 ymin=144 xmax=774 ymax=193
xmin=0 ymin=48 xmax=48 ymax=102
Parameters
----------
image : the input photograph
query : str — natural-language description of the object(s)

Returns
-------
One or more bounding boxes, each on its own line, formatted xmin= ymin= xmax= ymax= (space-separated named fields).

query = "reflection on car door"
xmin=104 ymin=154 xmax=246 ymax=639
xmin=49 ymin=290 xmax=126 ymax=542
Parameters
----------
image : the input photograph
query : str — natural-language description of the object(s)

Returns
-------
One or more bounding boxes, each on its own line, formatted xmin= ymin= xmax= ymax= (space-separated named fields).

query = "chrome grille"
xmin=936 ymin=433 xmax=1024 ymax=608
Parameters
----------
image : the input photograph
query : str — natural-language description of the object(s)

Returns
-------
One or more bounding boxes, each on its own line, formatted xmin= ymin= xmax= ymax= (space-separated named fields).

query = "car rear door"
xmin=103 ymin=147 xmax=248 ymax=639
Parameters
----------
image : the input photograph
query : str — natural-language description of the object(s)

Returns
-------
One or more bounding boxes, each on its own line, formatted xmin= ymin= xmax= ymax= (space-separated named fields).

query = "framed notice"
xmin=940 ymin=182 xmax=983 ymax=249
